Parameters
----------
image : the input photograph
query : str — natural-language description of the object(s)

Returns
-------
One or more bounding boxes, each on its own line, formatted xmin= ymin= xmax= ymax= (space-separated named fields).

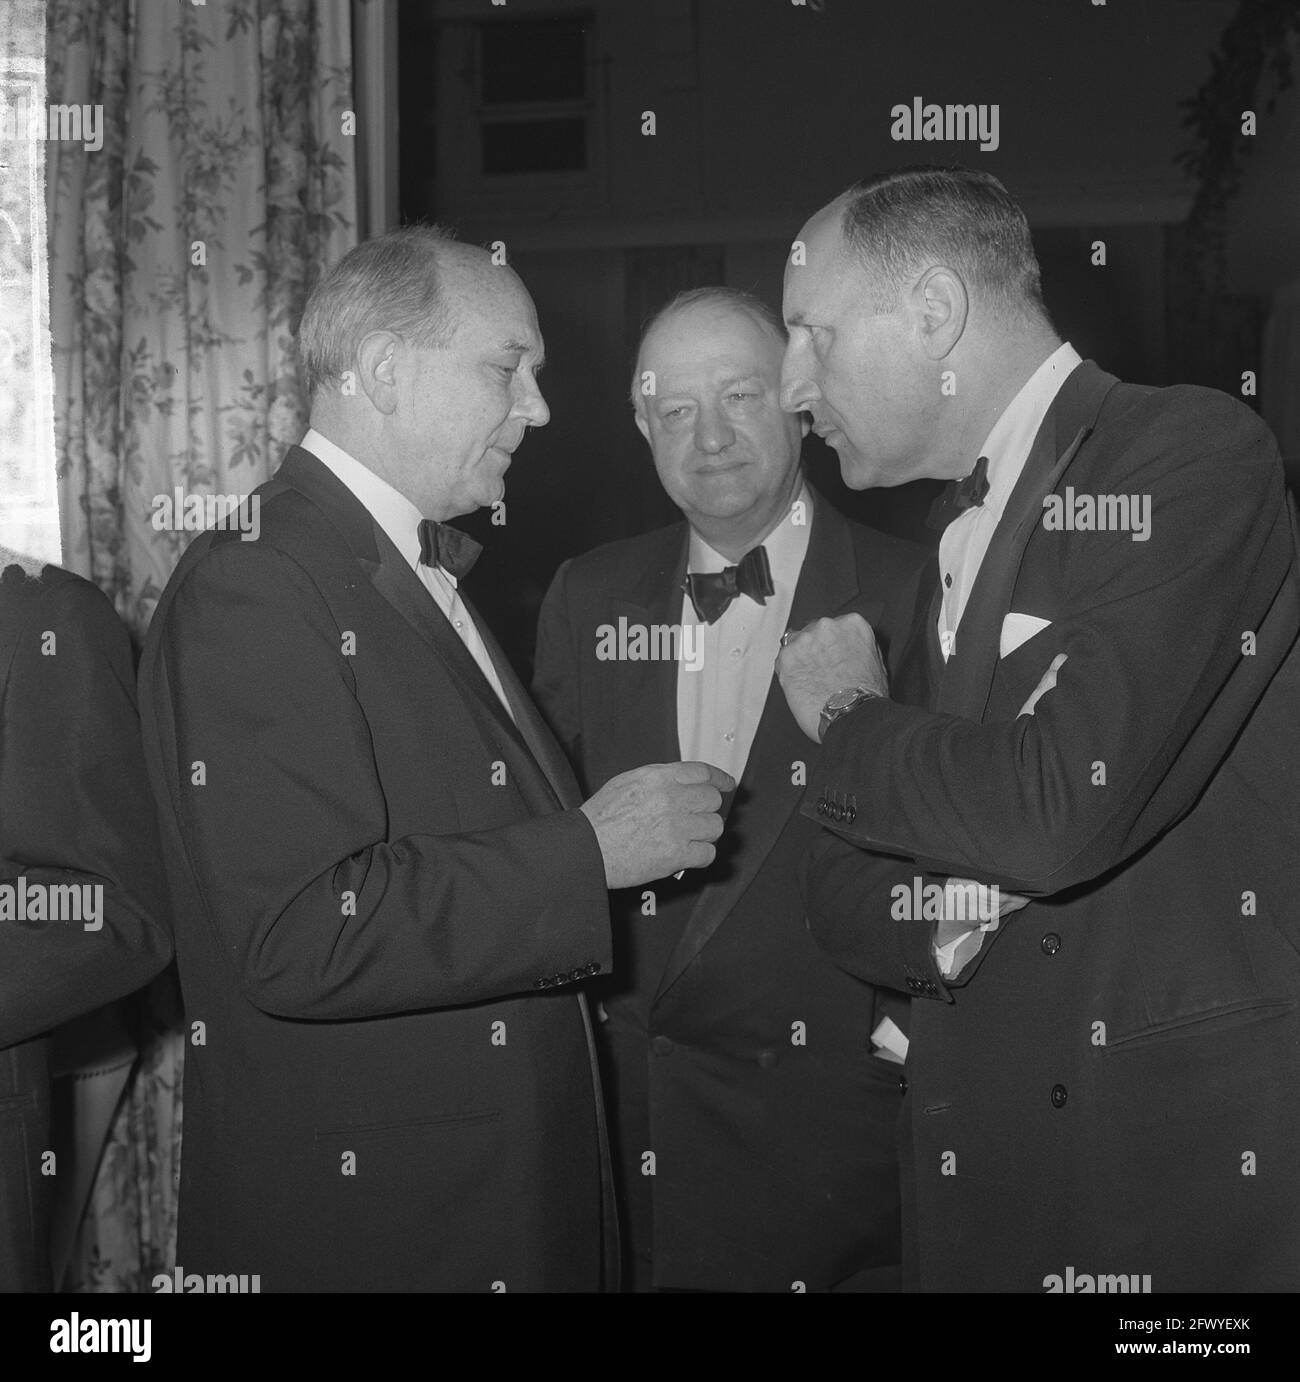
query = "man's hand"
xmin=777 ymin=614 xmax=888 ymax=742
xmin=580 ymin=761 xmax=734 ymax=889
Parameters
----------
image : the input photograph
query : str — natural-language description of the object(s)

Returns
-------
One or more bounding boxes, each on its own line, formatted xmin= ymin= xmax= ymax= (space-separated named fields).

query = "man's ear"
xmin=798 ymin=410 xmax=812 ymax=439
xmin=356 ymin=330 xmax=402 ymax=414
xmin=634 ymin=409 xmax=651 ymax=444
xmin=911 ymin=266 xmax=967 ymax=361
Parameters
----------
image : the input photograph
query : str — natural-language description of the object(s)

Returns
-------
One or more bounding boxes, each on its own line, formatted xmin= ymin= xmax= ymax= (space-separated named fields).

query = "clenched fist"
xmin=777 ymin=613 xmax=889 ymax=742
xmin=579 ymin=761 xmax=734 ymax=890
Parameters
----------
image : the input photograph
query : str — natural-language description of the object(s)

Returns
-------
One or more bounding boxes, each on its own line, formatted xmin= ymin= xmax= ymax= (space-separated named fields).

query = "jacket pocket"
xmin=1101 ymin=998 xmax=1294 ymax=1053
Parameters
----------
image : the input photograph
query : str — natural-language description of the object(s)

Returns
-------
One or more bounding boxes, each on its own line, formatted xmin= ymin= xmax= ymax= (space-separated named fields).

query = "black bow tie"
xmin=417 ymin=520 xmax=482 ymax=580
xmin=927 ymin=455 xmax=990 ymax=531
xmin=683 ymin=545 xmax=775 ymax=625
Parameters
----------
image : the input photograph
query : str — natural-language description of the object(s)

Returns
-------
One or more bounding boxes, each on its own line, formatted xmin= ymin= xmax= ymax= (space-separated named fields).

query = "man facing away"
xmin=776 ymin=166 xmax=1300 ymax=1291
xmin=534 ymin=287 xmax=928 ymax=1291
xmin=1 ymin=554 xmax=172 ymax=1291
xmin=137 ymin=227 xmax=730 ymax=1292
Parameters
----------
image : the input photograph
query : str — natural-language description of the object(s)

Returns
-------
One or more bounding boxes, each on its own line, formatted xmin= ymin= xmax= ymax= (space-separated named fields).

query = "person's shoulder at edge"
xmin=1 ymin=562 xmax=134 ymax=669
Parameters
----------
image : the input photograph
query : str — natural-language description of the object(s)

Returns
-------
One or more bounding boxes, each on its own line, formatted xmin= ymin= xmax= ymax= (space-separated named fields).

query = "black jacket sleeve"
xmin=1 ymin=571 xmax=172 ymax=1048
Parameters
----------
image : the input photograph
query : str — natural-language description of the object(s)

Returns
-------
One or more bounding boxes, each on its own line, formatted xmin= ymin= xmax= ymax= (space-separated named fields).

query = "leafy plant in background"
xmin=1177 ymin=0 xmax=1300 ymax=289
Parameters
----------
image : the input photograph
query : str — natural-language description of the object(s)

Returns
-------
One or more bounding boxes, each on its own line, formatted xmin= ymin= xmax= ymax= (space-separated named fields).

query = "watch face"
xmin=827 ymin=688 xmax=863 ymax=712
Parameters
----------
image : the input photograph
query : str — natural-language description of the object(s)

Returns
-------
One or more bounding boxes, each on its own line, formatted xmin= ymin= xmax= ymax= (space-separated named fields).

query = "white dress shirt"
xmin=930 ymin=344 xmax=1081 ymax=976
xmin=937 ymin=342 xmax=1082 ymax=659
xmin=300 ymin=428 xmax=513 ymax=718
xmin=676 ymin=486 xmax=813 ymax=782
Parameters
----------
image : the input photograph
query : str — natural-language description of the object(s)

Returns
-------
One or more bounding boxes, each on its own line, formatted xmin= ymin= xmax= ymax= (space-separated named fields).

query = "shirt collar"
xmin=974 ymin=342 xmax=1082 ymax=517
xmin=300 ymin=428 xmax=428 ymax=576
xmin=688 ymin=480 xmax=813 ymax=587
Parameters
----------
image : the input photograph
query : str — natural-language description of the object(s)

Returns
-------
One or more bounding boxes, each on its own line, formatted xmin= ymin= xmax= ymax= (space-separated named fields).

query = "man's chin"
xmin=480 ymin=458 xmax=511 ymax=508
xmin=837 ymin=451 xmax=875 ymax=491
xmin=442 ymin=482 xmax=505 ymax=520
xmin=837 ymin=446 xmax=901 ymax=491
xmin=679 ymin=476 xmax=761 ymax=515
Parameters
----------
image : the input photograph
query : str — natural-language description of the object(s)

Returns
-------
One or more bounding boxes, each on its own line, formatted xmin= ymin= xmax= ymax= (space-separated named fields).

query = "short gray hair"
xmin=630 ymin=286 xmax=786 ymax=404
xmin=297 ymin=225 xmax=460 ymax=395
xmin=838 ymin=166 xmax=1047 ymax=318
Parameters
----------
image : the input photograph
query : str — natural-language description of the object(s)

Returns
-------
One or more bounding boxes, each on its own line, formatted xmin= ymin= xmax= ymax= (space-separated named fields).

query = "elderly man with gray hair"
xmin=533 ymin=285 xmax=927 ymax=1291
xmin=138 ymin=226 xmax=730 ymax=1292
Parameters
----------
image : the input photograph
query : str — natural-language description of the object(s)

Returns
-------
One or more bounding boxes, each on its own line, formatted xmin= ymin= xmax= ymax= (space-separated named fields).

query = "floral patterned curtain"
xmin=44 ymin=0 xmax=357 ymax=1290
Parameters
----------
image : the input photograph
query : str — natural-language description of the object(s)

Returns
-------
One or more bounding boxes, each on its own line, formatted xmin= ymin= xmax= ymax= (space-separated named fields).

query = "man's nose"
xmin=694 ymin=405 xmax=735 ymax=454
xmin=517 ymin=376 xmax=550 ymax=429
xmin=780 ymin=343 xmax=820 ymax=414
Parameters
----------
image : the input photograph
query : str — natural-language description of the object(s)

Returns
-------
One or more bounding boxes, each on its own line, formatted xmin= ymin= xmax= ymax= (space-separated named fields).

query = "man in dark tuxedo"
xmin=0 ymin=555 xmax=172 ymax=1291
xmin=533 ymin=288 xmax=927 ymax=1292
xmin=776 ymin=166 xmax=1300 ymax=1292
xmin=137 ymin=227 xmax=729 ymax=1292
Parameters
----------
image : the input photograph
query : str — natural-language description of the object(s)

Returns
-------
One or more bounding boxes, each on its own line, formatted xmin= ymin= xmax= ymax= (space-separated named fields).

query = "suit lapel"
xmin=920 ymin=572 xmax=946 ymax=706
xmin=654 ymin=495 xmax=862 ymax=1003
xmin=461 ymin=587 xmax=580 ymax=810
xmin=937 ymin=362 xmax=1120 ymax=723
xmin=610 ymin=527 xmax=691 ymax=766
xmin=276 ymin=448 xmax=561 ymax=818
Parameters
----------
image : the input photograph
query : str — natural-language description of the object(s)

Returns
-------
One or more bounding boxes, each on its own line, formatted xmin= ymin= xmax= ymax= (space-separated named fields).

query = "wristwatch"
xmin=818 ymin=685 xmax=880 ymax=742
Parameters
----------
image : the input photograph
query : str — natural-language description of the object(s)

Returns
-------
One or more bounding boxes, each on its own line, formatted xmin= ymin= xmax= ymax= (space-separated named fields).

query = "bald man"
xmin=138 ymin=228 xmax=729 ymax=1292
xmin=534 ymin=288 xmax=927 ymax=1291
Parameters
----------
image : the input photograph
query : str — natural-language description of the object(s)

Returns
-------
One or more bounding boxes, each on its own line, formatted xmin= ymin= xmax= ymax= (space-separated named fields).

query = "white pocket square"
xmin=1000 ymin=612 xmax=1052 ymax=659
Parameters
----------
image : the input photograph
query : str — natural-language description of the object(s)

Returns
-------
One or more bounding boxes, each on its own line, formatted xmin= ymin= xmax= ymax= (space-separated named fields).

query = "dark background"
xmin=393 ymin=0 xmax=1300 ymax=673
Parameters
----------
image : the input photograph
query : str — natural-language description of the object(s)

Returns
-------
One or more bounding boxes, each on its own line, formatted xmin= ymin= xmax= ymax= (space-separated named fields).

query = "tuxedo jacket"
xmin=137 ymin=447 xmax=617 ymax=1292
xmin=0 ymin=562 xmax=171 ymax=1292
xmin=802 ymin=363 xmax=1300 ymax=1292
xmin=533 ymin=492 xmax=929 ymax=1291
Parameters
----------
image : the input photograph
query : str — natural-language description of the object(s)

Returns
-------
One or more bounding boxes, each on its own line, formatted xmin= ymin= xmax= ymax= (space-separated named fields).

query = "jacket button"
xmin=570 ymin=968 xmax=585 ymax=981
xmin=845 ymin=806 xmax=857 ymax=824
xmin=1041 ymin=933 xmax=1061 ymax=955
xmin=899 ymin=1075 xmax=908 ymax=1094
xmin=1051 ymin=1083 xmax=1068 ymax=1109
xmin=585 ymin=962 xmax=601 ymax=976
xmin=756 ymin=1048 xmax=779 ymax=1071
xmin=535 ymin=978 xmax=550 ymax=989
xmin=552 ymin=974 xmax=566 ymax=987
xmin=651 ymin=1035 xmax=674 ymax=1056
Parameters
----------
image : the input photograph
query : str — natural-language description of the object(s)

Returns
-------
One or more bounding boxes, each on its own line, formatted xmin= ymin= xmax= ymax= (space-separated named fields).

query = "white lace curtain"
xmin=0 ymin=0 xmax=60 ymax=564
xmin=38 ymin=0 xmax=358 ymax=1290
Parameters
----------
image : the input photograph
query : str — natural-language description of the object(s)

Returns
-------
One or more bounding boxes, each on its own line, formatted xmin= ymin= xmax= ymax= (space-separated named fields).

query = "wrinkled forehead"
xmin=640 ymin=304 xmax=784 ymax=389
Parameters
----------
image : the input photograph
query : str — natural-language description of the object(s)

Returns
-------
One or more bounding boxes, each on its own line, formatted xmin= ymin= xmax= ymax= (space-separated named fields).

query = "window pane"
xmin=480 ymin=18 xmax=588 ymax=105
